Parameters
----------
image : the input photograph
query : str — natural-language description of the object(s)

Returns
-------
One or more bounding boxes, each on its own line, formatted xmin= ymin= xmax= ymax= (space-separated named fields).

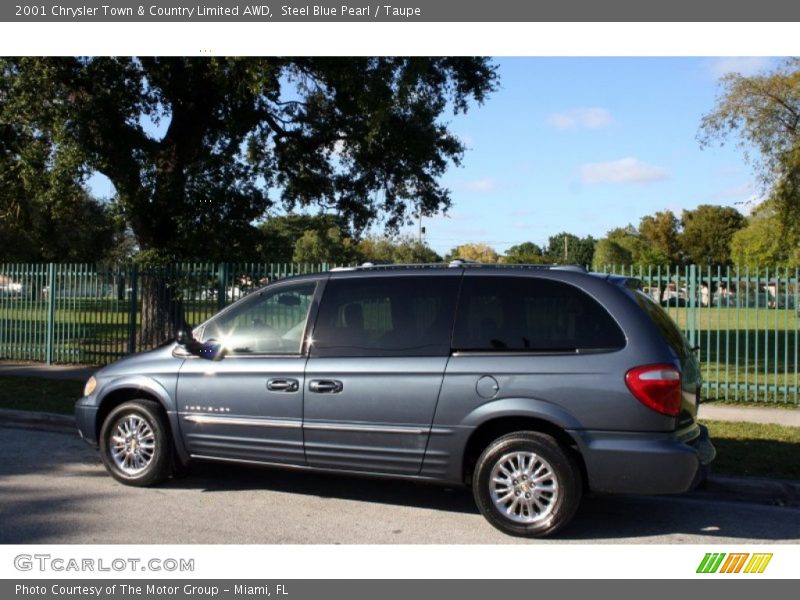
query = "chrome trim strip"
xmin=182 ymin=414 xmax=302 ymax=429
xmin=183 ymin=414 xmax=427 ymax=435
xmin=302 ymin=422 xmax=427 ymax=435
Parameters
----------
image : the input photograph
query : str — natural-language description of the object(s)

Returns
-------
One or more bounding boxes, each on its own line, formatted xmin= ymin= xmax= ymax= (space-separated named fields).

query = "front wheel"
xmin=472 ymin=431 xmax=582 ymax=537
xmin=99 ymin=400 xmax=172 ymax=486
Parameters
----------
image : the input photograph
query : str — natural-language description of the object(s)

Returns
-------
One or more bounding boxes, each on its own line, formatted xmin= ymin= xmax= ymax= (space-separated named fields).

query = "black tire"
xmin=99 ymin=400 xmax=172 ymax=486
xmin=472 ymin=431 xmax=582 ymax=538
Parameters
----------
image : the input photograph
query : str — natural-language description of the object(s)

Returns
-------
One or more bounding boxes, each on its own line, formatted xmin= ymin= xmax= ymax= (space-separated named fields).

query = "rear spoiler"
xmin=599 ymin=274 xmax=643 ymax=291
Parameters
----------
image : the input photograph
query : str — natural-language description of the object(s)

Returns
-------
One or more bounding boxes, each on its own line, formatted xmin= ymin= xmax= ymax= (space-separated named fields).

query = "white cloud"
xmin=711 ymin=182 xmax=754 ymax=200
xmin=459 ymin=178 xmax=496 ymax=192
xmin=547 ymin=107 xmax=612 ymax=130
xmin=708 ymin=57 xmax=773 ymax=78
xmin=579 ymin=157 xmax=670 ymax=185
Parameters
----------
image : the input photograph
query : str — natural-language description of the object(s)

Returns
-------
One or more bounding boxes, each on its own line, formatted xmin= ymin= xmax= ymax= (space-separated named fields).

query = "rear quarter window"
xmin=453 ymin=276 xmax=626 ymax=352
xmin=632 ymin=290 xmax=691 ymax=359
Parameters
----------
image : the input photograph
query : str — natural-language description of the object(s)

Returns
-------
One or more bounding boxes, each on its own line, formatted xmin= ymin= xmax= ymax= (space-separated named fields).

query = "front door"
xmin=177 ymin=279 xmax=319 ymax=465
xmin=303 ymin=273 xmax=460 ymax=475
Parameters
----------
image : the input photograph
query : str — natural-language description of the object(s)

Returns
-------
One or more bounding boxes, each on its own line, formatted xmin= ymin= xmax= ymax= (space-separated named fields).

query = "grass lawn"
xmin=0 ymin=376 xmax=83 ymax=415
xmin=702 ymin=419 xmax=800 ymax=480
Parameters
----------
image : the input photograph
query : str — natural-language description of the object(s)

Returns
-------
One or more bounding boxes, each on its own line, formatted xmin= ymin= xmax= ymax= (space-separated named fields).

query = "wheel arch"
xmin=461 ymin=411 xmax=588 ymax=489
xmin=94 ymin=376 xmax=188 ymax=464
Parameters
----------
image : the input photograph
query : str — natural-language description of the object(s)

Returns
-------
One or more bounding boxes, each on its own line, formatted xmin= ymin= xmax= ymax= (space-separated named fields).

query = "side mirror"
xmin=176 ymin=328 xmax=194 ymax=346
xmin=199 ymin=340 xmax=226 ymax=361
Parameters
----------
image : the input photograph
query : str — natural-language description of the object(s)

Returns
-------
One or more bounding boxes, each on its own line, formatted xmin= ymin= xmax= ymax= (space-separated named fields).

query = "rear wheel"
xmin=99 ymin=400 xmax=172 ymax=486
xmin=472 ymin=431 xmax=582 ymax=537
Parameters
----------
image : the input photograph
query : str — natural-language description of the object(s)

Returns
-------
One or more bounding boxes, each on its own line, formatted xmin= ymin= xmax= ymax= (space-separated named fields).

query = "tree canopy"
xmin=700 ymin=58 xmax=800 ymax=239
xmin=0 ymin=57 xmax=498 ymax=262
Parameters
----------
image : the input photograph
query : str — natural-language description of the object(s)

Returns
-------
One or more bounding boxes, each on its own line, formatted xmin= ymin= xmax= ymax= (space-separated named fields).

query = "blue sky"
xmin=88 ymin=56 xmax=775 ymax=256
xmin=399 ymin=56 xmax=775 ymax=255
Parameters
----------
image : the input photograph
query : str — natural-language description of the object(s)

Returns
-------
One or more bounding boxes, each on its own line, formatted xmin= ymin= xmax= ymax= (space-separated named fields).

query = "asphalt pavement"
xmin=1 ymin=424 xmax=799 ymax=544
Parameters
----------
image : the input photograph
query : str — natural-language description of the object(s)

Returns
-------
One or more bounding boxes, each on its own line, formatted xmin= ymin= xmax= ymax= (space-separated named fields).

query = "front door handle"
xmin=267 ymin=378 xmax=299 ymax=392
xmin=308 ymin=379 xmax=343 ymax=394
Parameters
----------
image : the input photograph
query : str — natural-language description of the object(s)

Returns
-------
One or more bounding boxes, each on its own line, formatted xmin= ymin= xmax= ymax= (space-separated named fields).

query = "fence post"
xmin=688 ymin=264 xmax=697 ymax=349
xmin=127 ymin=263 xmax=138 ymax=355
xmin=45 ymin=263 xmax=56 ymax=365
xmin=217 ymin=262 xmax=228 ymax=311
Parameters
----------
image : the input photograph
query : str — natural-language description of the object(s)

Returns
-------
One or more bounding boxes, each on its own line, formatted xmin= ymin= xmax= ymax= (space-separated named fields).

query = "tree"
xmin=730 ymin=200 xmax=800 ymax=268
xmin=700 ymin=59 xmax=800 ymax=236
xmin=679 ymin=204 xmax=745 ymax=267
xmin=256 ymin=213 xmax=348 ymax=263
xmin=503 ymin=242 xmax=546 ymax=264
xmin=445 ymin=243 xmax=499 ymax=263
xmin=592 ymin=239 xmax=632 ymax=269
xmin=605 ymin=225 xmax=669 ymax=268
xmin=292 ymin=226 xmax=360 ymax=264
xmin=637 ymin=210 xmax=683 ymax=265
xmin=1 ymin=57 xmax=497 ymax=345
xmin=0 ymin=125 xmax=118 ymax=262
xmin=358 ymin=235 xmax=440 ymax=264
xmin=545 ymin=232 xmax=595 ymax=266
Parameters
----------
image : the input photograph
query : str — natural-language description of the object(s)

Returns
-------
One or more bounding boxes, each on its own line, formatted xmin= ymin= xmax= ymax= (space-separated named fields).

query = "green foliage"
xmin=700 ymin=58 xmax=800 ymax=241
xmin=0 ymin=57 xmax=497 ymax=261
xmin=503 ymin=242 xmax=546 ymax=264
xmin=639 ymin=210 xmax=682 ymax=265
xmin=679 ymin=204 xmax=745 ymax=267
xmin=291 ymin=226 xmax=360 ymax=264
xmin=592 ymin=238 xmax=632 ymax=269
xmin=545 ymin=232 xmax=595 ymax=266
xmin=357 ymin=235 xmax=440 ymax=264
xmin=256 ymin=214 xmax=348 ymax=263
xmin=730 ymin=200 xmax=800 ymax=268
xmin=0 ymin=125 xmax=118 ymax=262
xmin=445 ymin=243 xmax=499 ymax=263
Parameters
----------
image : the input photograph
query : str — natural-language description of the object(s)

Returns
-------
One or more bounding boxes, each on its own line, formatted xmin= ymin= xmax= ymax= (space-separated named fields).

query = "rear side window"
xmin=632 ymin=291 xmax=691 ymax=359
xmin=453 ymin=276 xmax=625 ymax=352
xmin=311 ymin=276 xmax=460 ymax=357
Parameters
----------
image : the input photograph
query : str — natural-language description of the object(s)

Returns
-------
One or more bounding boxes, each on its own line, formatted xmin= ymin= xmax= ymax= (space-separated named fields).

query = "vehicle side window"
xmin=310 ymin=276 xmax=459 ymax=358
xmin=201 ymin=282 xmax=317 ymax=355
xmin=453 ymin=276 xmax=625 ymax=352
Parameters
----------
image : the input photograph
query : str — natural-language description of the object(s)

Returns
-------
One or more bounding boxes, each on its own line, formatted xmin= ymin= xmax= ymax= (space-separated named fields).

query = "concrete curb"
xmin=691 ymin=474 xmax=800 ymax=508
xmin=2 ymin=408 xmax=799 ymax=508
xmin=0 ymin=407 xmax=76 ymax=433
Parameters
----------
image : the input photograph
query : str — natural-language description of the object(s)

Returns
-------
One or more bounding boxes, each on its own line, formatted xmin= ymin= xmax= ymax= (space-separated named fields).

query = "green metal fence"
xmin=603 ymin=264 xmax=799 ymax=405
xmin=0 ymin=262 xmax=331 ymax=366
xmin=1 ymin=262 xmax=798 ymax=404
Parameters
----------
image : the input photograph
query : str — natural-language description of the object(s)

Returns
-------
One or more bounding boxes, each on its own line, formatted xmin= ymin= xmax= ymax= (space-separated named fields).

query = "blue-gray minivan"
xmin=75 ymin=263 xmax=715 ymax=537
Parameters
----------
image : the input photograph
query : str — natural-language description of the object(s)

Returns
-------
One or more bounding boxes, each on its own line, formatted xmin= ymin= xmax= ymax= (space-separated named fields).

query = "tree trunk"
xmin=138 ymin=265 xmax=186 ymax=350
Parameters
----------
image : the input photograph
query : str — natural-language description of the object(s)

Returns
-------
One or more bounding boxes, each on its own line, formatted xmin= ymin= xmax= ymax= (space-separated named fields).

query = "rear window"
xmin=452 ymin=276 xmax=626 ymax=352
xmin=632 ymin=291 xmax=691 ymax=359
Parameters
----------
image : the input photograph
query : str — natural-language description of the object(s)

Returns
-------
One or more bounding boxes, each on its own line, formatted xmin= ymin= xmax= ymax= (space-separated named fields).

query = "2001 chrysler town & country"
xmin=75 ymin=262 xmax=715 ymax=537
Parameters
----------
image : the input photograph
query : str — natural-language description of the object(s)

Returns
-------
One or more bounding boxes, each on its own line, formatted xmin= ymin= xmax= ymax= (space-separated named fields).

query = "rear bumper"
xmin=571 ymin=424 xmax=715 ymax=495
xmin=74 ymin=397 xmax=98 ymax=446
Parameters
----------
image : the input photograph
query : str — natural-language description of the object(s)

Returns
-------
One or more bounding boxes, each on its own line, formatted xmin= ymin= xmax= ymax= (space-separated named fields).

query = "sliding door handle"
xmin=308 ymin=380 xmax=343 ymax=393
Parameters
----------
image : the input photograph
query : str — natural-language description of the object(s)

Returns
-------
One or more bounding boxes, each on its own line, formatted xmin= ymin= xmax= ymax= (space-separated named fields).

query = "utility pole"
xmin=563 ymin=236 xmax=568 ymax=263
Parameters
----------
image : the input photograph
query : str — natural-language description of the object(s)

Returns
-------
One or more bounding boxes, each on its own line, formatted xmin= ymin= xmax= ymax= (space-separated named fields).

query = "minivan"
xmin=75 ymin=262 xmax=715 ymax=537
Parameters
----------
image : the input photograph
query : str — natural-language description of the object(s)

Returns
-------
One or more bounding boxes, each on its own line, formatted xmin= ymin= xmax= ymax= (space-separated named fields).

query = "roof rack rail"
xmin=329 ymin=262 xmax=590 ymax=272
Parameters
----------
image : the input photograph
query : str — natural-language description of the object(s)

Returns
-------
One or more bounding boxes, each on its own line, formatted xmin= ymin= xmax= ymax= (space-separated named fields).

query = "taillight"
xmin=625 ymin=364 xmax=682 ymax=417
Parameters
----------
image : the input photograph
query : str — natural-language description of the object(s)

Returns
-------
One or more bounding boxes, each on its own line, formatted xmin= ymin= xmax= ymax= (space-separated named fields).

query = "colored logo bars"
xmin=696 ymin=552 xmax=773 ymax=574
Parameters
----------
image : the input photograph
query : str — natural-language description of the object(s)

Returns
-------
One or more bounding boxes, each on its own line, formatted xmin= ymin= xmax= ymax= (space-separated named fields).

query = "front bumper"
xmin=74 ymin=396 xmax=98 ymax=446
xmin=571 ymin=424 xmax=716 ymax=495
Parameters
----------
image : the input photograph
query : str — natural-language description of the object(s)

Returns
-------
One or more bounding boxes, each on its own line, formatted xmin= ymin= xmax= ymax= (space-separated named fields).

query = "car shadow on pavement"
xmin=167 ymin=461 xmax=481 ymax=515
xmin=168 ymin=461 xmax=800 ymax=542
